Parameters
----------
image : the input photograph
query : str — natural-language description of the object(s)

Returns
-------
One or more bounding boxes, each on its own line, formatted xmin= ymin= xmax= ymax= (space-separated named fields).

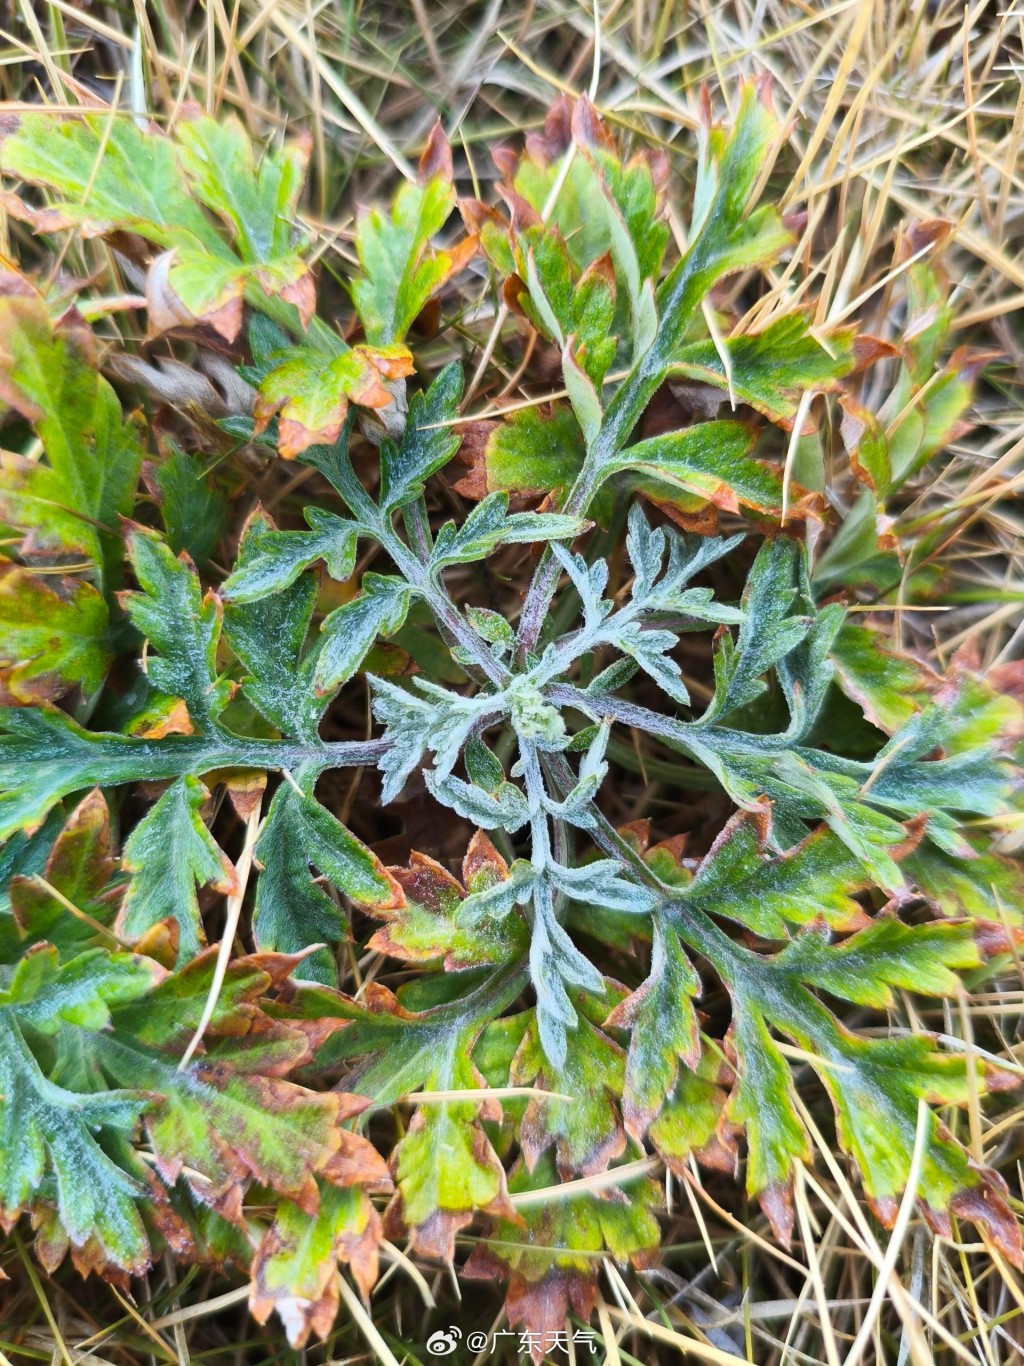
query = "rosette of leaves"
xmin=0 ymin=77 xmax=1021 ymax=1362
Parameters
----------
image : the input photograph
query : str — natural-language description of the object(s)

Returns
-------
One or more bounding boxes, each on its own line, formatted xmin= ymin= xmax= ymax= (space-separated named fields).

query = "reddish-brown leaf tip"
xmin=759 ymin=1181 xmax=795 ymax=1248
xmin=419 ymin=121 xmax=453 ymax=185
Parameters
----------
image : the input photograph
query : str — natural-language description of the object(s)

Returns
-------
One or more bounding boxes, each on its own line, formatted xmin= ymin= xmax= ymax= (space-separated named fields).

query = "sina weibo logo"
xmin=426 ymin=1326 xmax=462 ymax=1356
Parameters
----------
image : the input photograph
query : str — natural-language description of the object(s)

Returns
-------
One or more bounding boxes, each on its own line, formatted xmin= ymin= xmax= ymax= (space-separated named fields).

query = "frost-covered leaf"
xmin=146 ymin=444 xmax=227 ymax=569
xmin=222 ymin=507 xmax=358 ymax=603
xmin=610 ymin=619 xmax=692 ymax=706
xmin=0 ymin=1009 xmax=152 ymax=1271
xmin=313 ymin=574 xmax=411 ymax=695
xmin=607 ymin=421 xmax=788 ymax=518
xmin=699 ymin=535 xmax=813 ymax=723
xmin=427 ymin=771 xmax=531 ymax=832
xmin=122 ymin=528 xmax=233 ymax=727
xmin=681 ymin=810 xmax=874 ymax=938
xmin=379 ymin=363 xmax=463 ymax=512
xmin=512 ymin=984 xmax=626 ymax=1177
xmin=222 ymin=506 xmax=329 ymax=739
xmin=829 ymin=620 xmax=936 ymax=734
xmin=118 ymin=776 xmax=237 ymax=961
xmin=387 ymin=1055 xmax=514 ymax=1260
xmin=253 ymin=782 xmax=404 ymax=980
xmin=368 ymin=833 xmax=528 ymax=970
xmin=370 ymin=676 xmax=481 ymax=803
xmin=648 ymin=1044 xmax=737 ymax=1177
xmin=430 ymin=492 xmax=585 ymax=569
xmin=605 ymin=917 xmax=700 ymax=1137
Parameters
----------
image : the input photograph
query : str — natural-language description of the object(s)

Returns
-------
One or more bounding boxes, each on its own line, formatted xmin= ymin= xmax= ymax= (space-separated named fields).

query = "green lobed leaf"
xmin=812 ymin=1029 xmax=1019 ymax=1256
xmin=352 ymin=125 xmax=474 ymax=345
xmin=250 ymin=1182 xmax=384 ymax=1347
xmin=0 ymin=287 xmax=144 ymax=583
xmin=605 ymin=916 xmax=700 ymax=1137
xmin=222 ymin=507 xmax=359 ymax=604
xmin=904 ymin=836 xmax=1024 ymax=924
xmin=174 ymin=112 xmax=311 ymax=274
xmin=607 ymin=421 xmax=789 ymax=518
xmin=0 ymin=1010 xmax=152 ymax=1271
xmin=118 ymin=775 xmax=237 ymax=962
xmin=313 ymin=573 xmax=411 ymax=695
xmin=388 ymin=1061 xmax=513 ymax=1260
xmin=252 ymin=342 xmax=413 ymax=460
xmin=648 ymin=1044 xmax=738 ymax=1177
xmin=454 ymin=405 xmax=585 ymax=501
xmin=0 ymin=566 xmax=110 ymax=705
xmin=379 ymin=362 xmax=464 ymax=512
xmin=681 ymin=810 xmax=874 ymax=938
xmin=1 ymin=109 xmax=316 ymax=337
xmin=222 ymin=506 xmax=329 ymax=738
xmin=671 ymin=315 xmax=858 ymax=427
xmin=829 ymin=620 xmax=937 ymax=734
xmin=122 ymin=528 xmax=233 ymax=728
xmin=463 ymin=1151 xmax=661 ymax=1363
xmin=511 ymin=984 xmax=627 ymax=1178
xmin=726 ymin=1008 xmax=811 ymax=1241
xmin=6 ymin=790 xmax=117 ymax=959
xmin=253 ymin=781 xmax=403 ymax=980
xmin=773 ymin=919 xmax=985 ymax=1009
xmin=0 ymin=112 xmax=225 ymax=253
xmin=367 ymin=833 xmax=529 ymax=970
xmin=85 ymin=953 xmax=381 ymax=1222
xmin=146 ymin=444 xmax=228 ymax=569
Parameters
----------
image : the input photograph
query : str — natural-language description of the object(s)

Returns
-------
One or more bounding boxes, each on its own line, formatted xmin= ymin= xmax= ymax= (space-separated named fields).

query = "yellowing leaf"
xmin=253 ymin=344 xmax=413 ymax=459
xmin=0 ymin=565 xmax=109 ymax=704
xmin=251 ymin=1183 xmax=384 ymax=1347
